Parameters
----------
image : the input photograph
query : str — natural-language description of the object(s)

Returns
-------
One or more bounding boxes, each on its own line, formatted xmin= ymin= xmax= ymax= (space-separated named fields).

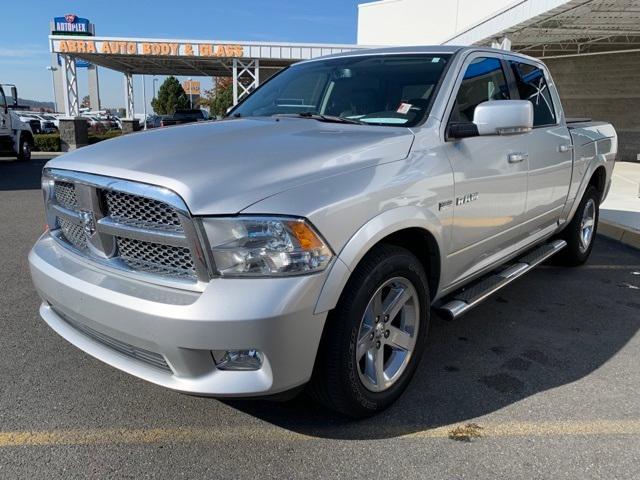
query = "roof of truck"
xmin=298 ymin=45 xmax=537 ymax=64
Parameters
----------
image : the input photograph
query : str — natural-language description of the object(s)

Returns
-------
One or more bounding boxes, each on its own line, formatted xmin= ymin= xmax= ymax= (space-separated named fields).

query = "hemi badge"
xmin=438 ymin=200 xmax=453 ymax=211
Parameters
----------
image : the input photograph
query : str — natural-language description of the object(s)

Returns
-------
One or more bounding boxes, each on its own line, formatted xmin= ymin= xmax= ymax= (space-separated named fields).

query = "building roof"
xmin=444 ymin=0 xmax=640 ymax=57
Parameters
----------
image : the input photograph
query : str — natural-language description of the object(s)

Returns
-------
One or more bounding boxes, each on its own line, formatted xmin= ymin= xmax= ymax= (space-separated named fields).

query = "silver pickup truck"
xmin=29 ymin=46 xmax=616 ymax=417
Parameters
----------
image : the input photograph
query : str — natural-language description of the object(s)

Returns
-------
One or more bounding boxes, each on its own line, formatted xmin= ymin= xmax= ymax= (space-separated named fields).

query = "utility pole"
xmin=188 ymin=77 xmax=193 ymax=109
xmin=152 ymin=77 xmax=158 ymax=108
xmin=46 ymin=66 xmax=58 ymax=113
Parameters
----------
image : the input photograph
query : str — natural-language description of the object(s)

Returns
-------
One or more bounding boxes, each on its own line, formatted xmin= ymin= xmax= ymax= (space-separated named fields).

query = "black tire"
xmin=17 ymin=137 xmax=32 ymax=162
xmin=557 ymin=185 xmax=600 ymax=266
xmin=308 ymin=244 xmax=430 ymax=417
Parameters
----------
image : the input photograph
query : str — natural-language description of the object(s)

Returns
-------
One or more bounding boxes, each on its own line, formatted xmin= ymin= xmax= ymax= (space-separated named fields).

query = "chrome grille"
xmin=117 ymin=237 xmax=195 ymax=278
xmin=104 ymin=191 xmax=183 ymax=232
xmin=55 ymin=308 xmax=172 ymax=373
xmin=54 ymin=181 xmax=78 ymax=210
xmin=58 ymin=216 xmax=87 ymax=250
xmin=44 ymin=170 xmax=209 ymax=288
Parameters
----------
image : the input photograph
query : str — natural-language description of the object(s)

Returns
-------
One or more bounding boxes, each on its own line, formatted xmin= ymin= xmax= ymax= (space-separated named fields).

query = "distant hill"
xmin=6 ymin=96 xmax=55 ymax=112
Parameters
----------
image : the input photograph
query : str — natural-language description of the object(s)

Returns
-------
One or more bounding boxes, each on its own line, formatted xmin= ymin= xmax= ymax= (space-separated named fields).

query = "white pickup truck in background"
xmin=0 ymin=84 xmax=34 ymax=161
xmin=29 ymin=46 xmax=617 ymax=416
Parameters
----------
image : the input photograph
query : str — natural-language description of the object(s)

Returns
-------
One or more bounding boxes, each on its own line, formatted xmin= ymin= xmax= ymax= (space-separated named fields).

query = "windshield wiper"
xmin=295 ymin=112 xmax=364 ymax=125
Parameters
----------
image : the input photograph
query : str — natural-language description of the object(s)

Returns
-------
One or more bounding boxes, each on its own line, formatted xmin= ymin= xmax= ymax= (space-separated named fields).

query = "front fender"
xmin=314 ymin=206 xmax=445 ymax=314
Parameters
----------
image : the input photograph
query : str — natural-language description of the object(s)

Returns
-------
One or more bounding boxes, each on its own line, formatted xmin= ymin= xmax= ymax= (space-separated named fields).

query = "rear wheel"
xmin=309 ymin=244 xmax=430 ymax=417
xmin=17 ymin=138 xmax=32 ymax=162
xmin=557 ymin=185 xmax=600 ymax=266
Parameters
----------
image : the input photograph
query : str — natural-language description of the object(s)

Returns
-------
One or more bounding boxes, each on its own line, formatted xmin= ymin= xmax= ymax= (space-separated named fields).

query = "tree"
xmin=151 ymin=76 xmax=189 ymax=115
xmin=200 ymin=77 xmax=234 ymax=118
xmin=81 ymin=95 xmax=90 ymax=108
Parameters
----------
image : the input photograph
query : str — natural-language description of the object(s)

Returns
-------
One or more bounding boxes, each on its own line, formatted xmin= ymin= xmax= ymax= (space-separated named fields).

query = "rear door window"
xmin=450 ymin=57 xmax=510 ymax=123
xmin=509 ymin=61 xmax=557 ymax=127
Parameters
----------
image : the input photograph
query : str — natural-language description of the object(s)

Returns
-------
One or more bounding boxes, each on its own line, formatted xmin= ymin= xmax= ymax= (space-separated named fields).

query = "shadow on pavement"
xmin=0 ymin=158 xmax=48 ymax=191
xmin=224 ymin=237 xmax=640 ymax=439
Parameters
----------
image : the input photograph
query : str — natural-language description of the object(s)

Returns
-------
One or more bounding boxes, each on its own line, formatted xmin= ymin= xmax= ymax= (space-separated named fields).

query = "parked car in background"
xmin=160 ymin=109 xmax=208 ymax=127
xmin=145 ymin=114 xmax=162 ymax=129
xmin=99 ymin=115 xmax=119 ymax=130
xmin=29 ymin=113 xmax=58 ymax=133
xmin=29 ymin=46 xmax=616 ymax=417
xmin=82 ymin=115 xmax=117 ymax=131
xmin=82 ymin=115 xmax=100 ymax=129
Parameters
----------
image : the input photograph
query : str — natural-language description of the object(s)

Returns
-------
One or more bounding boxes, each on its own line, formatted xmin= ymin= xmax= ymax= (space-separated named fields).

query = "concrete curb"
xmin=599 ymin=219 xmax=640 ymax=250
xmin=32 ymin=152 xmax=63 ymax=157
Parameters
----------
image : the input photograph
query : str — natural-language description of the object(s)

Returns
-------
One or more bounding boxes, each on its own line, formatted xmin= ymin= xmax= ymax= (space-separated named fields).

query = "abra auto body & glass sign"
xmin=53 ymin=38 xmax=245 ymax=58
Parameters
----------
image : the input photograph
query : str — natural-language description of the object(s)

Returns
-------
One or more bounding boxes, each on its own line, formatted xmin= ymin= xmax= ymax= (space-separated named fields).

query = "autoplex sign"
xmin=53 ymin=39 xmax=245 ymax=58
xmin=52 ymin=14 xmax=91 ymax=34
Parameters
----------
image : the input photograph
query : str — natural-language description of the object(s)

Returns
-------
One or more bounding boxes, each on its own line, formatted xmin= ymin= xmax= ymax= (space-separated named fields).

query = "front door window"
xmin=450 ymin=57 xmax=510 ymax=123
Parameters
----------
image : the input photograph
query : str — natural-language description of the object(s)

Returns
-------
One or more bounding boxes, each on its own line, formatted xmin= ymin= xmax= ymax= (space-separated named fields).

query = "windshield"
xmin=232 ymin=54 xmax=451 ymax=127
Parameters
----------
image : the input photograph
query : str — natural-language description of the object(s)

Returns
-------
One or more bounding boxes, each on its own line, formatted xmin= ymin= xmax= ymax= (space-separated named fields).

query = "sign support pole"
xmin=61 ymin=55 xmax=79 ymax=117
xmin=142 ymin=75 xmax=147 ymax=130
xmin=124 ymin=73 xmax=134 ymax=119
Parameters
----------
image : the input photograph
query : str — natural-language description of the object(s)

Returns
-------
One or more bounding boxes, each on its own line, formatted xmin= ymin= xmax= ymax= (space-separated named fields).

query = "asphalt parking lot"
xmin=1 ymin=156 xmax=639 ymax=479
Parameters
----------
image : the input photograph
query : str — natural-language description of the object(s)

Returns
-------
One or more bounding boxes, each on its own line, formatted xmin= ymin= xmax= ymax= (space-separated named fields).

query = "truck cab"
xmin=0 ymin=84 xmax=34 ymax=161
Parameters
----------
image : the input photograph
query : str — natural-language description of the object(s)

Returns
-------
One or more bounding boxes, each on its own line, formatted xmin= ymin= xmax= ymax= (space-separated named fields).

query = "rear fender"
xmin=561 ymin=128 xmax=616 ymax=225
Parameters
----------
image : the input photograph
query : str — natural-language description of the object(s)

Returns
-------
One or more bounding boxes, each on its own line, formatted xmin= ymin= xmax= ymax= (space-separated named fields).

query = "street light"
xmin=46 ymin=66 xmax=58 ymax=113
xmin=187 ymin=77 xmax=193 ymax=109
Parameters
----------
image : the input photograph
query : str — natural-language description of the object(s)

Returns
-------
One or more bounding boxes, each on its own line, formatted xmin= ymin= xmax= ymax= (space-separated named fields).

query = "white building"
xmin=358 ymin=0 xmax=515 ymax=46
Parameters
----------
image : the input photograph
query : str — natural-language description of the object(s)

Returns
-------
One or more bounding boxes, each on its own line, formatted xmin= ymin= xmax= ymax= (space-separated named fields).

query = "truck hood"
xmin=47 ymin=117 xmax=414 ymax=214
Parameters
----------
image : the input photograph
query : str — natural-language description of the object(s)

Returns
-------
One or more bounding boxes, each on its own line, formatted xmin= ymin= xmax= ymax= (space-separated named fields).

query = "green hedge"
xmin=88 ymin=131 xmax=122 ymax=144
xmin=33 ymin=134 xmax=61 ymax=152
xmin=33 ymin=131 xmax=122 ymax=152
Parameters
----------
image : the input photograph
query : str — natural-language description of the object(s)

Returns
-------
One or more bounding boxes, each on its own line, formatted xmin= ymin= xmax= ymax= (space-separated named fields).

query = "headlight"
xmin=202 ymin=216 xmax=333 ymax=277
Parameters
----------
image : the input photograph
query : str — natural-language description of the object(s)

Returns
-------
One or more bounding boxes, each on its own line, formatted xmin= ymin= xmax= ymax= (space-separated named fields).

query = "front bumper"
xmin=29 ymin=234 xmax=329 ymax=396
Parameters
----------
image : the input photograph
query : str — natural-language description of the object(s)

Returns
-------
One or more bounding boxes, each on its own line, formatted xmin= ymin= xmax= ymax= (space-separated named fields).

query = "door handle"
xmin=559 ymin=144 xmax=573 ymax=153
xmin=508 ymin=152 xmax=528 ymax=164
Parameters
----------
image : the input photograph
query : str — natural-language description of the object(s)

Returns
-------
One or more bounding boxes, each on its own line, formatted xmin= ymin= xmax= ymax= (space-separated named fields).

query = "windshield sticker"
xmin=397 ymin=103 xmax=412 ymax=114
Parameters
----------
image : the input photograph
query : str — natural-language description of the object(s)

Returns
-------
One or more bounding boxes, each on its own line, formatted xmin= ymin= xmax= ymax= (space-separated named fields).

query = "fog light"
xmin=213 ymin=349 xmax=263 ymax=371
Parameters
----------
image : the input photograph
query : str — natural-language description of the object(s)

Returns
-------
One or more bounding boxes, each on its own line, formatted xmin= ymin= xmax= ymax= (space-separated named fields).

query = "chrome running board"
xmin=438 ymin=239 xmax=567 ymax=320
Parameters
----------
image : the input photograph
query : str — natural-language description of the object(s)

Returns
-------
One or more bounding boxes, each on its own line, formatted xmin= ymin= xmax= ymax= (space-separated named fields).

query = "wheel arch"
xmin=376 ymin=228 xmax=441 ymax=301
xmin=562 ymin=153 xmax=611 ymax=227
xmin=589 ymin=165 xmax=607 ymax=203
xmin=314 ymin=207 xmax=444 ymax=314
xmin=18 ymin=129 xmax=34 ymax=147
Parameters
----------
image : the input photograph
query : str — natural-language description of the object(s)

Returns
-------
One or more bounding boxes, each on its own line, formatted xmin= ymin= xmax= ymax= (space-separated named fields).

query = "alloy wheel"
xmin=579 ymin=198 xmax=596 ymax=253
xmin=356 ymin=276 xmax=420 ymax=392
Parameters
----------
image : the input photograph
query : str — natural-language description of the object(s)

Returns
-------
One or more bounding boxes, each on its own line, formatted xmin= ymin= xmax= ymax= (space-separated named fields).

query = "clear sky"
xmin=1 ymin=0 xmax=368 ymax=111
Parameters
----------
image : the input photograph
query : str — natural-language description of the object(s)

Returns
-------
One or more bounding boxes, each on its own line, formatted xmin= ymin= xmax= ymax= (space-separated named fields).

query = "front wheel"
xmin=17 ymin=138 xmax=32 ymax=162
xmin=557 ymin=185 xmax=600 ymax=266
xmin=309 ymin=244 xmax=430 ymax=417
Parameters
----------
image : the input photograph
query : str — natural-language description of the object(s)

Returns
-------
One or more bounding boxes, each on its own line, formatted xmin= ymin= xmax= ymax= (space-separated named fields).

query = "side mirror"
xmin=473 ymin=100 xmax=533 ymax=135
xmin=448 ymin=122 xmax=479 ymax=139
